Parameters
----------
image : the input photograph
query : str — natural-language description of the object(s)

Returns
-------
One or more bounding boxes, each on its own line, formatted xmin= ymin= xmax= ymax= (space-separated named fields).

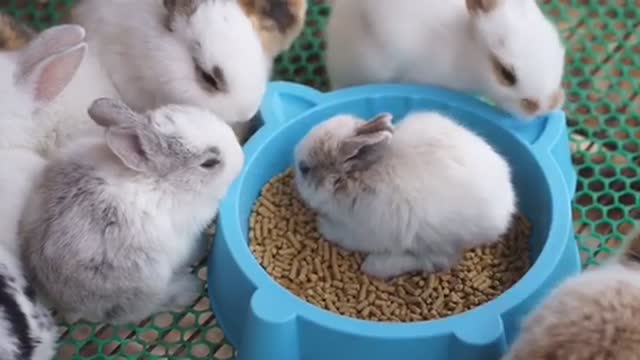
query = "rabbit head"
xmin=162 ymin=0 xmax=270 ymax=124
xmin=88 ymin=98 xmax=244 ymax=194
xmin=466 ymin=0 xmax=565 ymax=119
xmin=238 ymin=0 xmax=307 ymax=57
xmin=294 ymin=113 xmax=393 ymax=214
xmin=0 ymin=24 xmax=86 ymax=150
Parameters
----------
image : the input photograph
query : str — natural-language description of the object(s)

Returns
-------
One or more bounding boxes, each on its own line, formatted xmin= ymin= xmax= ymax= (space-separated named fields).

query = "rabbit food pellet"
xmin=249 ymin=169 xmax=532 ymax=322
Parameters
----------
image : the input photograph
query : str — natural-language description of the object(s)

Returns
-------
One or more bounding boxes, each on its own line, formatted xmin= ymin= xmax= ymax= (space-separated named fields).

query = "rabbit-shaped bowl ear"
xmin=88 ymin=98 xmax=140 ymax=128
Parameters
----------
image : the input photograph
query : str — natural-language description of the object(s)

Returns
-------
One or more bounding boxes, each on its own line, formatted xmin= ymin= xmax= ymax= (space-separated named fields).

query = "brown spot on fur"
xmin=0 ymin=13 xmax=35 ymax=51
xmin=466 ymin=0 xmax=501 ymax=14
xmin=239 ymin=0 xmax=306 ymax=57
xmin=621 ymin=226 xmax=640 ymax=267
xmin=549 ymin=88 xmax=565 ymax=110
xmin=521 ymin=98 xmax=540 ymax=114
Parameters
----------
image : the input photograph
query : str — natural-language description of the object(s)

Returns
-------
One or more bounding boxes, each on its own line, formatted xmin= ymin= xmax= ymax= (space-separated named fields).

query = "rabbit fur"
xmin=238 ymin=0 xmax=307 ymax=58
xmin=20 ymin=97 xmax=245 ymax=325
xmin=325 ymin=0 xmax=566 ymax=119
xmin=71 ymin=0 xmax=271 ymax=143
xmin=502 ymin=226 xmax=640 ymax=360
xmin=0 ymin=24 xmax=89 ymax=360
xmin=0 ymin=12 xmax=35 ymax=50
xmin=294 ymin=111 xmax=516 ymax=279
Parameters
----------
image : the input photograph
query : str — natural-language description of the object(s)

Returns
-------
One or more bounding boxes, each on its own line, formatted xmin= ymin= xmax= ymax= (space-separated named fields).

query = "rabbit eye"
xmin=490 ymin=55 xmax=517 ymax=87
xmin=195 ymin=62 xmax=227 ymax=92
xmin=200 ymin=158 xmax=220 ymax=169
xmin=298 ymin=161 xmax=311 ymax=176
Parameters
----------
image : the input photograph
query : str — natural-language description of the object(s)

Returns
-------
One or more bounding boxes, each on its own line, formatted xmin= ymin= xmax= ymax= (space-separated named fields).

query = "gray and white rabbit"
xmin=294 ymin=112 xmax=516 ymax=279
xmin=70 ymin=0 xmax=271 ymax=143
xmin=325 ymin=0 xmax=566 ymax=119
xmin=502 ymin=226 xmax=640 ymax=360
xmin=0 ymin=23 xmax=87 ymax=360
xmin=20 ymin=97 xmax=244 ymax=325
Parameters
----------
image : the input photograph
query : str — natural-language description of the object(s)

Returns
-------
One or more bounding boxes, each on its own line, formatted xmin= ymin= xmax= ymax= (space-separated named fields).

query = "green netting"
xmin=0 ymin=0 xmax=638 ymax=359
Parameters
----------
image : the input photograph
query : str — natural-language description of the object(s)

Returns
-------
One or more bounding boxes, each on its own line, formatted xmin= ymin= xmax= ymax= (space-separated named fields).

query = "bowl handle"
xmin=530 ymin=111 xmax=577 ymax=197
xmin=238 ymin=288 xmax=300 ymax=360
xmin=452 ymin=315 xmax=507 ymax=359
xmin=259 ymin=81 xmax=324 ymax=128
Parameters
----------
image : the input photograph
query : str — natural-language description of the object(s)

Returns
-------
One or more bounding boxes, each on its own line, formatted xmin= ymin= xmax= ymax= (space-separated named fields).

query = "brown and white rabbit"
xmin=503 ymin=226 xmax=640 ymax=360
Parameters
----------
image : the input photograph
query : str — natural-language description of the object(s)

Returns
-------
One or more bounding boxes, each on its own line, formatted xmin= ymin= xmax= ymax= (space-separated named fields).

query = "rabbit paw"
xmin=361 ymin=253 xmax=423 ymax=279
xmin=163 ymin=273 xmax=202 ymax=311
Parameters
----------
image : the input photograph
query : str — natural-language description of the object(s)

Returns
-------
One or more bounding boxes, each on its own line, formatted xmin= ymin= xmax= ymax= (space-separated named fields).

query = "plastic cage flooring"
xmin=0 ymin=0 xmax=639 ymax=359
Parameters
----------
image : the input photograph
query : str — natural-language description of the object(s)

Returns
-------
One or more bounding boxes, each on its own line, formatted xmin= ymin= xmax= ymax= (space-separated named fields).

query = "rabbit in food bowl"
xmin=20 ymin=98 xmax=244 ymax=325
xmin=0 ymin=24 xmax=89 ymax=360
xmin=325 ymin=0 xmax=566 ymax=120
xmin=294 ymin=112 xmax=516 ymax=279
xmin=70 ymin=0 xmax=271 ymax=143
xmin=502 ymin=226 xmax=640 ymax=360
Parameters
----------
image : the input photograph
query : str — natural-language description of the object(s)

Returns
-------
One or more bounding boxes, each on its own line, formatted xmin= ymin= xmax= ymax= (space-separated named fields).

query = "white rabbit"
xmin=0 ymin=24 xmax=87 ymax=360
xmin=70 ymin=0 xmax=271 ymax=143
xmin=20 ymin=97 xmax=244 ymax=325
xmin=325 ymin=0 xmax=566 ymax=119
xmin=502 ymin=226 xmax=640 ymax=360
xmin=293 ymin=112 xmax=516 ymax=279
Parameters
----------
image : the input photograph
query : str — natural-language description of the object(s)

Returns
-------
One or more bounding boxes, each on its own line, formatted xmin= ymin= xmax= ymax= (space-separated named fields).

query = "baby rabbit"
xmin=239 ymin=0 xmax=308 ymax=57
xmin=0 ymin=24 xmax=87 ymax=360
xmin=70 ymin=0 xmax=271 ymax=143
xmin=325 ymin=0 xmax=566 ymax=119
xmin=502 ymin=227 xmax=640 ymax=360
xmin=20 ymin=98 xmax=244 ymax=325
xmin=0 ymin=12 xmax=35 ymax=50
xmin=294 ymin=112 xmax=516 ymax=279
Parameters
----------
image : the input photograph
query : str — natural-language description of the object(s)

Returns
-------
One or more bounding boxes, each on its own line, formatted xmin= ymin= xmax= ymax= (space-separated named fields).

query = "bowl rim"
xmin=215 ymin=81 xmax=575 ymax=340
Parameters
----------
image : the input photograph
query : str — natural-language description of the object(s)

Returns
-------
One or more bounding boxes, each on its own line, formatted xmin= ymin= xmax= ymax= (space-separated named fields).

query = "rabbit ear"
xmin=164 ymin=0 xmax=203 ymax=30
xmin=105 ymin=127 xmax=152 ymax=172
xmin=339 ymin=113 xmax=393 ymax=169
xmin=16 ymin=42 xmax=86 ymax=108
xmin=18 ymin=24 xmax=86 ymax=75
xmin=88 ymin=98 xmax=140 ymax=128
xmin=466 ymin=0 xmax=502 ymax=15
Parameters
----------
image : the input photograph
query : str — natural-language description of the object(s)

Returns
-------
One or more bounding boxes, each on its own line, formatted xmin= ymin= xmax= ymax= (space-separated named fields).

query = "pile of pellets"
xmin=250 ymin=169 xmax=532 ymax=322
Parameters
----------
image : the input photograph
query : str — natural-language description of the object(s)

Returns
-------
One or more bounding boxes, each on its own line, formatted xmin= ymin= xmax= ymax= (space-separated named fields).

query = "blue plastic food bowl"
xmin=208 ymin=81 xmax=580 ymax=360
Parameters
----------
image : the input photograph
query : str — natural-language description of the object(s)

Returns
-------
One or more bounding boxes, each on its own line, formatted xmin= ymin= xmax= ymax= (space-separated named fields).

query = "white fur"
xmin=294 ymin=112 xmax=516 ymax=279
xmin=325 ymin=0 xmax=565 ymax=119
xmin=0 ymin=25 xmax=84 ymax=360
xmin=71 ymin=0 xmax=271 ymax=127
xmin=35 ymin=46 xmax=120 ymax=157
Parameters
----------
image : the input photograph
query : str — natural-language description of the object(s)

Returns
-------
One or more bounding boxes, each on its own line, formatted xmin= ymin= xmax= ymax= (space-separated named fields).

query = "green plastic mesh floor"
xmin=0 ymin=0 xmax=639 ymax=358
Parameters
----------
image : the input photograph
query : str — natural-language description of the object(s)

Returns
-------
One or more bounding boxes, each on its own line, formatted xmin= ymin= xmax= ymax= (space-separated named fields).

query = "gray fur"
xmin=20 ymin=100 xmax=244 ymax=324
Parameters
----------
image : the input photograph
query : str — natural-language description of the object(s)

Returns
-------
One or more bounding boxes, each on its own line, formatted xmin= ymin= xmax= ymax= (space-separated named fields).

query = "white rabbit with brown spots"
xmin=294 ymin=112 xmax=516 ymax=279
xmin=325 ymin=0 xmax=566 ymax=119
